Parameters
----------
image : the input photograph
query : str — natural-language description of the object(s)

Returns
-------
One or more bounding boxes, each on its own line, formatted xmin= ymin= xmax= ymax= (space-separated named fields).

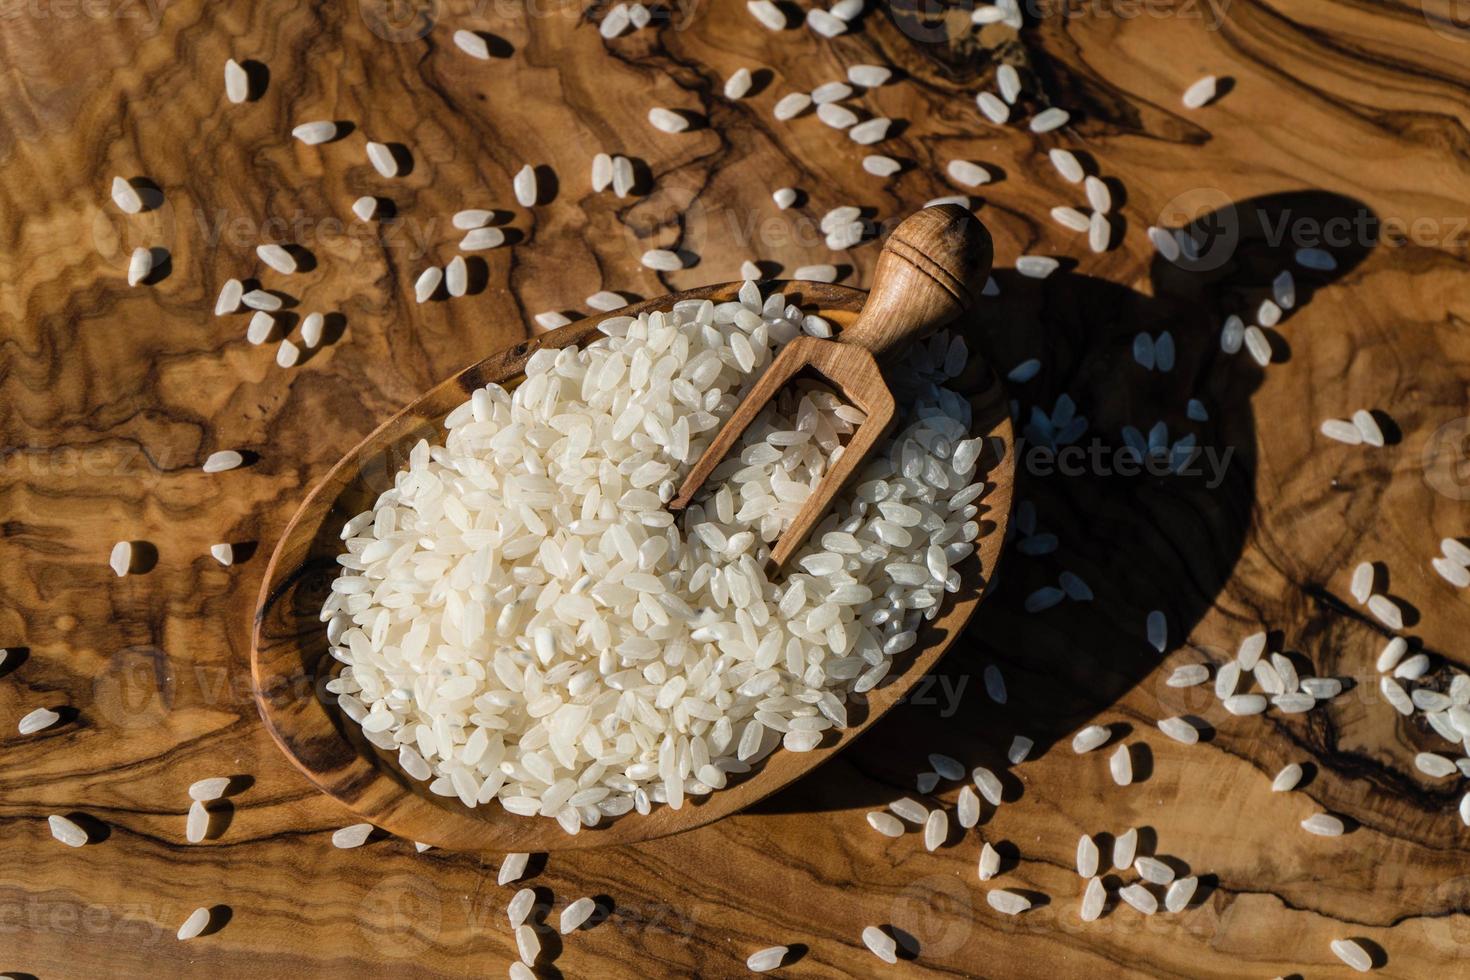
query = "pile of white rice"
xmin=320 ymin=280 xmax=987 ymax=833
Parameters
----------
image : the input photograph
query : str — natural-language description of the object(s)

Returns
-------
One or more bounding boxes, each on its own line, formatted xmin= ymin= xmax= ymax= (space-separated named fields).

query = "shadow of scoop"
xmin=757 ymin=190 xmax=1378 ymax=814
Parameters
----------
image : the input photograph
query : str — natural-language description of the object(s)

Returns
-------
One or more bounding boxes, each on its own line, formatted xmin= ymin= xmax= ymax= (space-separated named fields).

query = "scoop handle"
xmin=839 ymin=204 xmax=993 ymax=359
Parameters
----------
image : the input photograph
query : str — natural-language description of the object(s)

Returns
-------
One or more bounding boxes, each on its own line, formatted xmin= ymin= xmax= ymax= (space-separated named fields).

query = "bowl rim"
xmin=250 ymin=280 xmax=1014 ymax=851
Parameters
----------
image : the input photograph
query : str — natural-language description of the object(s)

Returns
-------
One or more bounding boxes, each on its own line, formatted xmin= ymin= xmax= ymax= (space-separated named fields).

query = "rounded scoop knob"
xmin=839 ymin=204 xmax=994 ymax=360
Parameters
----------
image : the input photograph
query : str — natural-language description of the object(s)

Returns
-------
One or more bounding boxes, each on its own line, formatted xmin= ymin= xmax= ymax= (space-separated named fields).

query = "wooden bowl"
xmin=251 ymin=281 xmax=1015 ymax=851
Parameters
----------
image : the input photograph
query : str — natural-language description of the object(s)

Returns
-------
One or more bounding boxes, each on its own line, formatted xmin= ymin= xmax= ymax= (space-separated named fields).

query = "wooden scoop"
xmin=252 ymin=211 xmax=1012 ymax=851
xmin=669 ymin=204 xmax=994 ymax=567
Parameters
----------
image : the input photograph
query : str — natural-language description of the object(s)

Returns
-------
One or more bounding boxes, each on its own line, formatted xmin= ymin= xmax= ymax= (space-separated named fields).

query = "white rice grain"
xmin=1145 ymin=611 xmax=1167 ymax=652
xmin=1111 ymin=828 xmax=1134 ymax=863
xmin=591 ymin=154 xmax=613 ymax=193
xmin=365 ymin=142 xmax=398 ymax=178
xmin=812 ymin=81 xmax=853 ymax=104
xmin=1181 ymin=75 xmax=1217 ymax=109
xmin=247 ymin=311 xmax=274 ymax=345
xmin=1380 ymin=676 xmax=1413 ymax=715
xmin=1165 ymin=876 xmax=1197 ymax=913
xmin=998 ymin=64 xmax=1021 ymax=104
xmin=498 ymin=851 xmax=530 ymax=885
xmin=1080 ymin=876 xmax=1105 ymax=921
xmin=453 ymin=28 xmax=493 ymax=58
xmin=1119 ymin=883 xmax=1157 ymax=914
xmin=1434 ymin=556 xmax=1470 ymax=588
xmin=1393 ymin=653 xmax=1429 ymax=680
xmin=241 ymin=289 xmax=281 ymax=311
xmin=648 ymin=108 xmax=690 ymax=133
xmin=414 ymin=267 xmax=443 ymax=303
xmin=224 ymin=59 xmax=249 ymax=104
xmin=1167 ymin=664 xmax=1209 ymax=688
xmin=746 ymin=945 xmax=788 ymax=972
xmin=1072 ymin=725 xmax=1109 ymax=754
xmin=867 ymin=811 xmax=904 ymax=837
xmin=1158 ymin=717 xmax=1198 ymax=745
xmin=923 ymin=808 xmax=948 ymax=850
xmin=1110 ymin=744 xmax=1133 ymax=786
xmin=1321 ymin=419 xmax=1361 ymax=444
xmin=189 ymin=777 xmax=231 ymax=802
xmin=560 ymin=896 xmax=596 ymax=933
xmin=863 ymin=155 xmax=901 ymax=177
xmin=514 ymin=165 xmax=538 ymax=207
xmin=972 ymin=768 xmax=1003 ymax=806
xmin=1076 ymin=834 xmax=1099 ymax=878
xmin=1272 ymin=763 xmax=1302 ymax=792
xmin=849 ymin=64 xmax=892 ymax=87
xmin=976 ymin=92 xmax=1010 ymax=124
xmin=187 ymin=801 xmax=210 ymax=843
xmin=49 ymin=814 xmax=88 ymax=847
xmin=127 ymin=247 xmax=153 ymax=287
xmin=978 ymin=842 xmax=1000 ymax=880
xmin=641 ymin=249 xmax=683 ymax=272
xmin=1330 ymin=938 xmax=1373 ymax=973
xmin=957 ymin=786 xmax=980 ymax=828
xmin=203 ymin=450 xmax=243 ymax=473
xmin=214 ymin=278 xmax=243 ymax=315
xmin=1367 ymin=594 xmax=1403 ymax=631
xmin=331 ymin=822 xmax=373 ymax=848
xmin=507 ymin=888 xmax=534 ymax=927
xmin=1353 ymin=409 xmax=1385 ymax=447
xmin=1415 ymin=752 xmax=1457 ymax=778
xmin=291 ymin=121 xmax=338 ymax=145
xmin=1352 ymin=562 xmax=1376 ymax=604
xmin=849 ymin=118 xmax=891 ymax=145
xmin=816 ymin=103 xmax=858 ymax=129
xmin=1016 ymin=256 xmax=1059 ymax=279
xmin=461 ymin=227 xmax=506 ymax=251
xmin=1244 ymin=325 xmax=1271 ymax=365
xmin=1135 ymin=856 xmax=1174 ymax=885
xmin=724 ymin=68 xmax=753 ymax=100
xmin=807 ymin=8 xmax=846 ymax=36
xmin=18 ymin=708 xmax=59 ymax=735
xmin=773 ymin=93 xmax=811 ymax=120
xmin=1049 ymin=149 xmax=1084 ymax=183
xmin=516 ymin=923 xmax=540 ymax=965
xmin=176 ymin=906 xmax=211 ymax=940
xmin=446 ymin=256 xmax=468 ymax=298
xmin=111 ymin=176 xmax=143 ymax=214
xmin=257 ymin=244 xmax=297 ymax=275
xmin=1301 ymin=813 xmax=1345 ymax=837
xmin=109 ymin=541 xmax=133 ymax=577
xmin=861 ymin=925 xmax=897 ymax=963
xmin=987 ymin=888 xmax=1032 ymax=915
xmin=793 ymin=264 xmax=838 ymax=283
xmin=1029 ymin=107 xmax=1069 ymax=133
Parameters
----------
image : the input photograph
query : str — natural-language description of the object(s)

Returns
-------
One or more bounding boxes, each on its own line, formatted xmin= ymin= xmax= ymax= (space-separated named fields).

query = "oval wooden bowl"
xmin=251 ymin=281 xmax=1015 ymax=852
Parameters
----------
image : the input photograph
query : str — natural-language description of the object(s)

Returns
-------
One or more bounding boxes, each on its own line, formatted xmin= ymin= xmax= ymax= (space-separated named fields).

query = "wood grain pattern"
xmin=3 ymin=0 xmax=1470 ymax=977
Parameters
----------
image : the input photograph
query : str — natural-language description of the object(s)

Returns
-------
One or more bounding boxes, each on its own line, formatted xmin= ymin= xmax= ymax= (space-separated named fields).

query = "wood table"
xmin=3 ymin=0 xmax=1468 ymax=976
